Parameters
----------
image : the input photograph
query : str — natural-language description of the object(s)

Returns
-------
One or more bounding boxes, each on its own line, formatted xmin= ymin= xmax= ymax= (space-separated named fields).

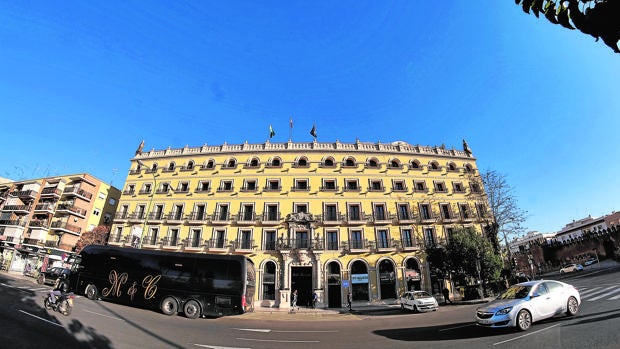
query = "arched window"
xmin=186 ymin=161 xmax=194 ymax=170
xmin=297 ymin=157 xmax=308 ymax=167
xmin=350 ymin=260 xmax=369 ymax=301
xmin=410 ymin=160 xmax=420 ymax=169
xmin=323 ymin=157 xmax=335 ymax=167
xmin=464 ymin=164 xmax=473 ymax=173
xmin=367 ymin=158 xmax=378 ymax=168
xmin=378 ymin=259 xmax=397 ymax=299
xmin=271 ymin=157 xmax=281 ymax=167
xmin=447 ymin=162 xmax=457 ymax=171
xmin=249 ymin=158 xmax=259 ymax=167
xmin=206 ymin=160 xmax=215 ymax=169
xmin=344 ymin=158 xmax=356 ymax=167
xmin=263 ymin=261 xmax=276 ymax=300
xmin=167 ymin=162 xmax=175 ymax=171
xmin=151 ymin=163 xmax=158 ymax=172
xmin=389 ymin=159 xmax=400 ymax=168
xmin=430 ymin=161 xmax=439 ymax=170
xmin=227 ymin=158 xmax=237 ymax=168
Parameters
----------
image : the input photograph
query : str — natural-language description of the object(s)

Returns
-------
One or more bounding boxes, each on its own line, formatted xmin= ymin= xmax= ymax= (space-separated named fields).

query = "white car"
xmin=399 ymin=291 xmax=439 ymax=312
xmin=559 ymin=263 xmax=583 ymax=274
xmin=583 ymin=258 xmax=598 ymax=266
xmin=475 ymin=280 xmax=580 ymax=331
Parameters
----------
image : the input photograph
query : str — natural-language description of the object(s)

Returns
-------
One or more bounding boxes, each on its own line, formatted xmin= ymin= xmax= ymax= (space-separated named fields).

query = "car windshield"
xmin=497 ymin=285 xmax=531 ymax=300
xmin=413 ymin=292 xmax=432 ymax=299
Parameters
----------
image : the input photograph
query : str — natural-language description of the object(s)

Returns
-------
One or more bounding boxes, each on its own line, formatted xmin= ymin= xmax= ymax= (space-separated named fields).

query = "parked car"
xmin=583 ymin=258 xmax=598 ymax=266
xmin=399 ymin=290 xmax=439 ymax=312
xmin=559 ymin=263 xmax=583 ymax=274
xmin=37 ymin=267 xmax=71 ymax=285
xmin=475 ymin=280 xmax=580 ymax=331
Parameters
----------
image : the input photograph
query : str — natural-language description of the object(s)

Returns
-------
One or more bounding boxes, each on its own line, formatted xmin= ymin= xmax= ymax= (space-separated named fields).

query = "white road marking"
xmin=82 ymin=309 xmax=126 ymax=321
xmin=439 ymin=323 xmax=475 ymax=331
xmin=18 ymin=310 xmax=63 ymax=327
xmin=493 ymin=324 xmax=561 ymax=345
xmin=193 ymin=345 xmax=251 ymax=349
xmin=234 ymin=328 xmax=271 ymax=333
xmin=237 ymin=338 xmax=320 ymax=343
xmin=610 ymin=293 xmax=620 ymax=300
xmin=587 ymin=287 xmax=620 ymax=301
xmin=234 ymin=328 xmax=338 ymax=333
xmin=578 ymin=287 xmax=602 ymax=296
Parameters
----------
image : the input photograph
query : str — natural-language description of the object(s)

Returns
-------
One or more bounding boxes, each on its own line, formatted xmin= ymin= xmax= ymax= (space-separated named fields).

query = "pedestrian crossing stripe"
xmin=576 ymin=285 xmax=620 ymax=301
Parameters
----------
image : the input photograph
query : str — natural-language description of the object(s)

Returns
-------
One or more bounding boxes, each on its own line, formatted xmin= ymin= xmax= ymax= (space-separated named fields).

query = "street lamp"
xmin=136 ymin=159 xmax=156 ymax=249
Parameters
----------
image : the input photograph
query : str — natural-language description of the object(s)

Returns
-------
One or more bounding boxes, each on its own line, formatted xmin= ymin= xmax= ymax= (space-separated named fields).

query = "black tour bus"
xmin=72 ymin=245 xmax=255 ymax=319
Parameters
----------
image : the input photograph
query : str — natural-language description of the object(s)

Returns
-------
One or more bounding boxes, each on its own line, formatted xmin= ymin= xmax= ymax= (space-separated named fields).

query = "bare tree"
xmin=478 ymin=170 xmax=528 ymax=272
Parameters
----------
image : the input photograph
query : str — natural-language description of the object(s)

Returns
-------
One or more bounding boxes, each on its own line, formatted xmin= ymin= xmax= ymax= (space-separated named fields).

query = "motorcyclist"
xmin=49 ymin=273 xmax=70 ymax=304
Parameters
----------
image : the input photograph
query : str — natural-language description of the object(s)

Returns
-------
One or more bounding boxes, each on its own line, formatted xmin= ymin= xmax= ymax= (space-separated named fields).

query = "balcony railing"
xmin=56 ymin=204 xmax=87 ymax=217
xmin=35 ymin=203 xmax=56 ymax=212
xmin=28 ymin=219 xmax=50 ymax=228
xmin=319 ymin=213 xmax=344 ymax=225
xmin=343 ymin=213 xmax=368 ymax=225
xmin=165 ymin=212 xmax=185 ymax=223
xmin=1 ymin=204 xmax=31 ymax=213
xmin=50 ymin=221 xmax=82 ymax=234
xmin=235 ymin=212 xmax=256 ymax=224
xmin=10 ymin=190 xmax=38 ymax=199
xmin=276 ymin=237 xmax=324 ymax=251
xmin=0 ymin=219 xmax=27 ymax=227
xmin=231 ymin=238 xmax=255 ymax=250
xmin=186 ymin=212 xmax=209 ymax=223
xmin=41 ymin=187 xmax=62 ymax=196
xmin=210 ymin=212 xmax=231 ymax=224
xmin=62 ymin=187 xmax=93 ymax=200
xmin=258 ymin=212 xmax=281 ymax=224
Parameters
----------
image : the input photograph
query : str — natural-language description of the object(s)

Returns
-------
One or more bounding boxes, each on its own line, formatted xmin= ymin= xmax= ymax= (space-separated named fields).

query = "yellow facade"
xmin=109 ymin=140 xmax=488 ymax=309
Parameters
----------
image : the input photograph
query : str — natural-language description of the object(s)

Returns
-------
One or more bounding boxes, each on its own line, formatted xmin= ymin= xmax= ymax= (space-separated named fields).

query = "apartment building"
xmin=109 ymin=139 xmax=489 ymax=309
xmin=0 ymin=174 xmax=121 ymax=272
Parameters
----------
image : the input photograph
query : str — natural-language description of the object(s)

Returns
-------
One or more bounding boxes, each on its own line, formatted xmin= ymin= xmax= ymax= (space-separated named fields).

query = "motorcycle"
xmin=43 ymin=292 xmax=75 ymax=316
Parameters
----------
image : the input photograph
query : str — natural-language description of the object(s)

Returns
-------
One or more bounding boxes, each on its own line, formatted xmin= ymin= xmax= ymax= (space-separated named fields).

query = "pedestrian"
xmin=312 ymin=291 xmax=318 ymax=309
xmin=291 ymin=289 xmax=298 ymax=310
xmin=443 ymin=287 xmax=452 ymax=305
xmin=347 ymin=291 xmax=352 ymax=311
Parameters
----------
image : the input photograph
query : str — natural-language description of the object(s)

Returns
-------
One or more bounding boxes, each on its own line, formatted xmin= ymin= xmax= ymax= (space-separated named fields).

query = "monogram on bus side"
xmin=73 ymin=245 xmax=255 ymax=319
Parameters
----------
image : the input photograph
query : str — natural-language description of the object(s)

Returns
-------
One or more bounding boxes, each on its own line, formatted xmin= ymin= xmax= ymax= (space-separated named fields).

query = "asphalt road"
xmin=1 ymin=264 xmax=619 ymax=349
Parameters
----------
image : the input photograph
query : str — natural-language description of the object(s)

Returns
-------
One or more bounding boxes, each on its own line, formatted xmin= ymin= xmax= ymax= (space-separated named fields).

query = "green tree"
xmin=445 ymin=228 xmax=503 ymax=297
xmin=514 ymin=0 xmax=620 ymax=53
xmin=74 ymin=225 xmax=110 ymax=253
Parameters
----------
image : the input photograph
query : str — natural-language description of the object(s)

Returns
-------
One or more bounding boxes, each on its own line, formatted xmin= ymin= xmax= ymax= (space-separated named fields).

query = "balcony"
xmin=343 ymin=213 xmax=368 ymax=225
xmin=235 ymin=212 xmax=256 ymax=225
xmin=55 ymin=204 xmax=87 ymax=218
xmin=319 ymin=213 xmax=343 ymax=226
xmin=262 ymin=185 xmax=282 ymax=192
xmin=113 ymin=212 xmax=129 ymax=222
xmin=147 ymin=211 xmax=166 ymax=223
xmin=401 ymin=238 xmax=424 ymax=250
xmin=34 ymin=203 xmax=56 ymax=213
xmin=28 ymin=219 xmax=50 ymax=228
xmin=343 ymin=239 xmax=371 ymax=253
xmin=290 ymin=185 xmax=311 ymax=192
xmin=123 ymin=189 xmax=136 ymax=195
xmin=186 ymin=212 xmax=209 ymax=224
xmin=206 ymin=238 xmax=230 ymax=250
xmin=0 ymin=219 xmax=27 ymax=227
xmin=50 ymin=221 xmax=82 ymax=235
xmin=319 ymin=185 xmax=339 ymax=192
xmin=1 ymin=204 xmax=31 ymax=214
xmin=165 ymin=212 xmax=185 ymax=224
xmin=210 ymin=212 xmax=231 ymax=225
xmin=257 ymin=212 xmax=281 ymax=225
xmin=161 ymin=236 xmax=181 ymax=247
xmin=276 ymin=238 xmax=324 ymax=251
xmin=395 ymin=212 xmax=416 ymax=224
xmin=370 ymin=213 xmax=394 ymax=225
xmin=10 ymin=190 xmax=38 ymax=200
xmin=231 ymin=238 xmax=255 ymax=251
xmin=22 ymin=237 xmax=43 ymax=245
xmin=62 ymin=187 xmax=93 ymax=201
xmin=141 ymin=235 xmax=160 ymax=246
xmin=127 ymin=212 xmax=147 ymax=223
xmin=41 ymin=187 xmax=62 ymax=198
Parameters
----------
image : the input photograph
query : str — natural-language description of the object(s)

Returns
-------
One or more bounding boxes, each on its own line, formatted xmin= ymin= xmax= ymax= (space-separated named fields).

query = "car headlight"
xmin=495 ymin=307 xmax=513 ymax=315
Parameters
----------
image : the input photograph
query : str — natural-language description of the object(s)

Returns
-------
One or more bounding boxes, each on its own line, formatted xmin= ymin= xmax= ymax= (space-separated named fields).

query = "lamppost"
xmin=136 ymin=159 xmax=156 ymax=249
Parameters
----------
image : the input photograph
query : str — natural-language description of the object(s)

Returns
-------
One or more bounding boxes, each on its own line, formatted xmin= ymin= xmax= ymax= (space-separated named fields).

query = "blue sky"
xmin=1 ymin=1 xmax=619 ymax=234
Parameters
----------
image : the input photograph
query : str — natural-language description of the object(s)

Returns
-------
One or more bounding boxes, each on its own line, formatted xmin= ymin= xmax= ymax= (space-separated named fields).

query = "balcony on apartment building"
xmin=34 ymin=203 xmax=56 ymax=214
xmin=257 ymin=211 xmax=281 ymax=225
xmin=1 ymin=204 xmax=32 ymax=215
xmin=55 ymin=203 xmax=87 ymax=218
xmin=0 ymin=219 xmax=27 ymax=227
xmin=10 ymin=189 xmax=38 ymax=200
xmin=395 ymin=211 xmax=417 ymax=224
xmin=186 ymin=211 xmax=209 ymax=224
xmin=50 ymin=221 xmax=82 ymax=235
xmin=343 ymin=212 xmax=369 ymax=225
xmin=275 ymin=237 xmax=324 ymax=251
xmin=62 ymin=186 xmax=93 ymax=201
xmin=41 ymin=187 xmax=63 ymax=198
xmin=210 ymin=211 xmax=231 ymax=225
xmin=234 ymin=212 xmax=256 ymax=225
xmin=318 ymin=212 xmax=344 ymax=226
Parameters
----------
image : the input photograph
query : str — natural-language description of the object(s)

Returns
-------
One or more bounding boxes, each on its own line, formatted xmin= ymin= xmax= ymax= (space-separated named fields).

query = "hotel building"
xmin=109 ymin=139 xmax=489 ymax=309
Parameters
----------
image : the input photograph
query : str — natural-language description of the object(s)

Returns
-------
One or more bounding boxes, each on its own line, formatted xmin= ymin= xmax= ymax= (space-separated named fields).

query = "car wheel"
xmin=85 ymin=284 xmax=99 ymax=300
xmin=566 ymin=296 xmax=579 ymax=316
xmin=161 ymin=296 xmax=178 ymax=316
xmin=183 ymin=300 xmax=201 ymax=319
xmin=37 ymin=275 xmax=45 ymax=285
xmin=516 ymin=309 xmax=532 ymax=331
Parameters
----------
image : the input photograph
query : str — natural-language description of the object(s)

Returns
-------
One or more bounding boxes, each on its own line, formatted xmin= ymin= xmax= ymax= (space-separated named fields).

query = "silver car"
xmin=475 ymin=280 xmax=580 ymax=331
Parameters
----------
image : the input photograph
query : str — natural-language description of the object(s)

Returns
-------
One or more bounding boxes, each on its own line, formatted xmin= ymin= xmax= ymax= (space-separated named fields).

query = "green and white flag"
xmin=269 ymin=124 xmax=276 ymax=138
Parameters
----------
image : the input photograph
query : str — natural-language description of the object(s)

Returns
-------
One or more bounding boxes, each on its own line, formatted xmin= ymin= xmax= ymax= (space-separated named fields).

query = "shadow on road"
xmin=0 ymin=274 xmax=112 ymax=349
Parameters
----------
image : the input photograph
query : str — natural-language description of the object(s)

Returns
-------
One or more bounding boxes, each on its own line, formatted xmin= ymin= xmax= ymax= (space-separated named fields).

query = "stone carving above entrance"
xmin=285 ymin=212 xmax=316 ymax=223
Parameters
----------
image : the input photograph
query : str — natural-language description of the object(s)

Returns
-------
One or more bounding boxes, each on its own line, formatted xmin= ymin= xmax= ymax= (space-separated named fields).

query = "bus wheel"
xmin=161 ymin=297 xmax=179 ymax=316
xmin=183 ymin=300 xmax=201 ymax=319
xmin=85 ymin=284 xmax=99 ymax=300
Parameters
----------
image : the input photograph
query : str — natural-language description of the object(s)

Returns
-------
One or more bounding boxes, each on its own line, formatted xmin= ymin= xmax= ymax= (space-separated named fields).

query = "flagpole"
xmin=289 ymin=117 xmax=293 ymax=142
